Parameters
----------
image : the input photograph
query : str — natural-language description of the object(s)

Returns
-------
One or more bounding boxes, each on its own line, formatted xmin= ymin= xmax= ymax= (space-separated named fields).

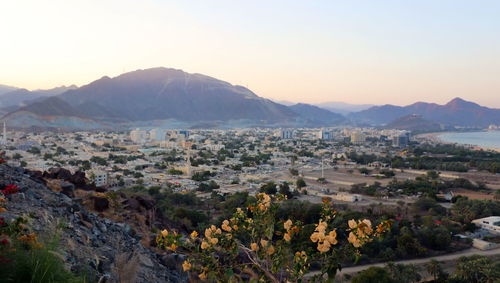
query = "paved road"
xmin=307 ymin=248 xmax=500 ymax=278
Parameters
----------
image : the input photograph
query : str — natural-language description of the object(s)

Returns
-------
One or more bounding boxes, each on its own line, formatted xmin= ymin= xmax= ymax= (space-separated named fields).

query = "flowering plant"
xmin=157 ymin=194 xmax=392 ymax=282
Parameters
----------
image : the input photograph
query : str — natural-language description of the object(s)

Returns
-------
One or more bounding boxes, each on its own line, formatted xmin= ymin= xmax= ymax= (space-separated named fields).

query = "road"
xmin=307 ymin=247 xmax=500 ymax=278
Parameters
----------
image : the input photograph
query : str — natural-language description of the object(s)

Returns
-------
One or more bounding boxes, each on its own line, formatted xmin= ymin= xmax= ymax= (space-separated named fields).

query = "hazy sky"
xmin=1 ymin=0 xmax=499 ymax=107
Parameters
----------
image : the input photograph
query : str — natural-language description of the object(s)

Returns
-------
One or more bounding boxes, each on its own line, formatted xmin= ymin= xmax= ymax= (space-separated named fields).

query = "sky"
xmin=0 ymin=0 xmax=499 ymax=107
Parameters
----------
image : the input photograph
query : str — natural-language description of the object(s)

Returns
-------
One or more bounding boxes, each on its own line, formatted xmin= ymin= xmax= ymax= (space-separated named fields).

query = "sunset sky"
xmin=1 ymin=0 xmax=499 ymax=107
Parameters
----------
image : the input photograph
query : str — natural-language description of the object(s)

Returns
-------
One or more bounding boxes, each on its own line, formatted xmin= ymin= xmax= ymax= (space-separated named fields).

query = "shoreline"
xmin=416 ymin=131 xmax=500 ymax=153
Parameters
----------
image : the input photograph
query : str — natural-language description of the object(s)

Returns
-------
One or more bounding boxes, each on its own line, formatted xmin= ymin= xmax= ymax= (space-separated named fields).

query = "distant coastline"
xmin=417 ymin=131 xmax=500 ymax=152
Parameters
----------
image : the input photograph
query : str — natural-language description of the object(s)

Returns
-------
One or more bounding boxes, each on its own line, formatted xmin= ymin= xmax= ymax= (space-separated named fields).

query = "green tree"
xmin=351 ymin=267 xmax=394 ymax=283
xmin=296 ymin=178 xmax=306 ymax=189
xmin=425 ymin=259 xmax=443 ymax=281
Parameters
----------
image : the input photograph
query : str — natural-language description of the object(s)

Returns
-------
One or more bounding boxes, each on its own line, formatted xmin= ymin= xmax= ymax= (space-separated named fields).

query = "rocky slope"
xmin=0 ymin=164 xmax=186 ymax=283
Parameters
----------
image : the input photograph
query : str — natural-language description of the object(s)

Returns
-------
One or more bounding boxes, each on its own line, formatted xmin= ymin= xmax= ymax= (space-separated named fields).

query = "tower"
xmin=0 ymin=121 xmax=6 ymax=145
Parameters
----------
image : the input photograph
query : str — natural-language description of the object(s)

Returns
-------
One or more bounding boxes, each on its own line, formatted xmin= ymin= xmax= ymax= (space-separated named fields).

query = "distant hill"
xmin=0 ymin=84 xmax=18 ymax=96
xmin=2 ymin=97 xmax=104 ymax=129
xmin=385 ymin=114 xmax=442 ymax=132
xmin=0 ymin=85 xmax=77 ymax=109
xmin=350 ymin=98 xmax=500 ymax=127
xmin=315 ymin=101 xmax=374 ymax=115
xmin=289 ymin=103 xmax=346 ymax=125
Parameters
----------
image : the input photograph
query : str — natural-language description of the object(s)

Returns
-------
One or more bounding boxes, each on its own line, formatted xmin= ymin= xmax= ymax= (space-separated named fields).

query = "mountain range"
xmin=350 ymin=98 xmax=500 ymax=127
xmin=1 ymin=68 xmax=499 ymax=130
xmin=1 ymin=68 xmax=344 ymax=129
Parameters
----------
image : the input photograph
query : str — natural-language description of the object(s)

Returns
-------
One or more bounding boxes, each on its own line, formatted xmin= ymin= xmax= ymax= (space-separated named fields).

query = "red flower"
xmin=0 ymin=158 xmax=5 ymax=164
xmin=0 ymin=239 xmax=9 ymax=245
xmin=0 ymin=217 xmax=5 ymax=226
xmin=1 ymin=185 xmax=19 ymax=196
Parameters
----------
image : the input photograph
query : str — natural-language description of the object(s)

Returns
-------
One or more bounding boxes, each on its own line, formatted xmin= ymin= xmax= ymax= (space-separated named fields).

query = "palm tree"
xmin=425 ymin=259 xmax=442 ymax=281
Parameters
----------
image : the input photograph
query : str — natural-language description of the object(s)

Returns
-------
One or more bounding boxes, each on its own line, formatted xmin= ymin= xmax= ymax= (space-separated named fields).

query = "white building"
xmin=472 ymin=216 xmax=500 ymax=234
xmin=332 ymin=193 xmax=362 ymax=202
xmin=89 ymin=170 xmax=108 ymax=187
xmin=130 ymin=129 xmax=148 ymax=144
xmin=149 ymin=128 xmax=166 ymax=142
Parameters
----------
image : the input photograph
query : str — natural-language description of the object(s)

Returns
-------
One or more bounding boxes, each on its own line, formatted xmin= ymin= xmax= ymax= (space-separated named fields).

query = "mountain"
xmin=315 ymin=101 xmax=374 ymax=115
xmin=2 ymin=97 xmax=104 ymax=129
xmin=0 ymin=85 xmax=77 ymax=109
xmin=350 ymin=98 xmax=500 ymax=127
xmin=0 ymin=84 xmax=18 ymax=96
xmin=54 ymin=67 xmax=296 ymax=124
xmin=385 ymin=114 xmax=442 ymax=132
xmin=288 ymin=103 xmax=346 ymax=125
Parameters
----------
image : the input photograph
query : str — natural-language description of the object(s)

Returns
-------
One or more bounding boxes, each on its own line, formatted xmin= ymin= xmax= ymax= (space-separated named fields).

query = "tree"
xmin=260 ymin=182 xmax=277 ymax=194
xmin=156 ymin=194 xmax=392 ymax=282
xmin=385 ymin=263 xmax=421 ymax=283
xmin=425 ymin=259 xmax=443 ymax=281
xmin=289 ymin=168 xmax=299 ymax=176
xmin=494 ymin=190 xmax=500 ymax=201
xmin=351 ymin=267 xmax=394 ymax=283
xmin=453 ymin=255 xmax=500 ymax=283
xmin=296 ymin=178 xmax=306 ymax=189
xmin=12 ymin=153 xmax=22 ymax=160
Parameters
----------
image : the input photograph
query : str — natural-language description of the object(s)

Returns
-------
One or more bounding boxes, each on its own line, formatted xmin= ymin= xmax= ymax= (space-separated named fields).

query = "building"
xmin=318 ymin=129 xmax=334 ymax=140
xmin=89 ymin=170 xmax=108 ymax=187
xmin=392 ymin=133 xmax=409 ymax=147
xmin=149 ymin=128 xmax=166 ymax=142
xmin=351 ymin=131 xmax=366 ymax=144
xmin=332 ymin=193 xmax=362 ymax=202
xmin=280 ymin=129 xmax=294 ymax=139
xmin=0 ymin=122 xmax=7 ymax=145
xmin=472 ymin=216 xmax=500 ymax=235
xmin=130 ymin=129 xmax=148 ymax=144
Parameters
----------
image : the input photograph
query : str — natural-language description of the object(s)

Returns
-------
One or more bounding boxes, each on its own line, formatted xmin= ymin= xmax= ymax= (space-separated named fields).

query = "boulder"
xmin=69 ymin=171 xmax=87 ymax=187
xmin=124 ymin=198 xmax=141 ymax=211
xmin=60 ymin=181 xmax=75 ymax=198
xmin=136 ymin=196 xmax=155 ymax=210
xmin=93 ymin=196 xmax=109 ymax=212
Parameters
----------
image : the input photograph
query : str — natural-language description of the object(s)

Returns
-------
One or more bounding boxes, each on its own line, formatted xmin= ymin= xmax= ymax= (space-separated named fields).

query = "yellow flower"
xmin=325 ymin=230 xmax=338 ymax=245
xmin=316 ymin=220 xmax=327 ymax=233
xmin=190 ymin=231 xmax=198 ymax=239
xmin=221 ymin=220 xmax=232 ymax=232
xmin=209 ymin=237 xmax=219 ymax=245
xmin=204 ymin=228 xmax=212 ymax=238
xmin=161 ymin=229 xmax=169 ymax=237
xmin=260 ymin=239 xmax=268 ymax=247
xmin=348 ymin=219 xmax=357 ymax=229
xmin=310 ymin=232 xmax=322 ymax=243
xmin=201 ymin=241 xmax=209 ymax=249
xmin=362 ymin=219 xmax=372 ymax=227
xmin=284 ymin=219 xmax=293 ymax=231
xmin=348 ymin=232 xmax=362 ymax=248
xmin=317 ymin=240 xmax=331 ymax=253
xmin=284 ymin=232 xmax=291 ymax=242
xmin=215 ymin=228 xmax=222 ymax=234
xmin=232 ymin=225 xmax=238 ymax=230
xmin=266 ymin=245 xmax=275 ymax=255
xmin=250 ymin=242 xmax=259 ymax=251
xmin=169 ymin=243 xmax=177 ymax=251
xmin=198 ymin=271 xmax=207 ymax=280
xmin=182 ymin=260 xmax=191 ymax=271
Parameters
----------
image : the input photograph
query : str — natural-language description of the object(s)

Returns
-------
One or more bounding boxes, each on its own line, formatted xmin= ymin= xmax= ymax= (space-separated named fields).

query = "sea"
xmin=438 ymin=131 xmax=500 ymax=150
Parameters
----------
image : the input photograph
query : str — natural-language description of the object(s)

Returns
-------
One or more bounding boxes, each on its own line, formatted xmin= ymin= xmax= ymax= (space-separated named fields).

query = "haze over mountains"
xmin=1 ymin=67 xmax=499 ymax=130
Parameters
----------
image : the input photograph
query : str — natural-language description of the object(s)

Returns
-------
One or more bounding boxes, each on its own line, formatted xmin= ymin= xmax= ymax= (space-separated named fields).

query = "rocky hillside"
xmin=0 ymin=164 xmax=186 ymax=283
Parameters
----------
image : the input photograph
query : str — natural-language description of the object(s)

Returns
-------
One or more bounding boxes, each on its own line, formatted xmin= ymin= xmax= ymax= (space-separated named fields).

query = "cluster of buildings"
xmin=0 ymin=126 xmax=415 ymax=202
